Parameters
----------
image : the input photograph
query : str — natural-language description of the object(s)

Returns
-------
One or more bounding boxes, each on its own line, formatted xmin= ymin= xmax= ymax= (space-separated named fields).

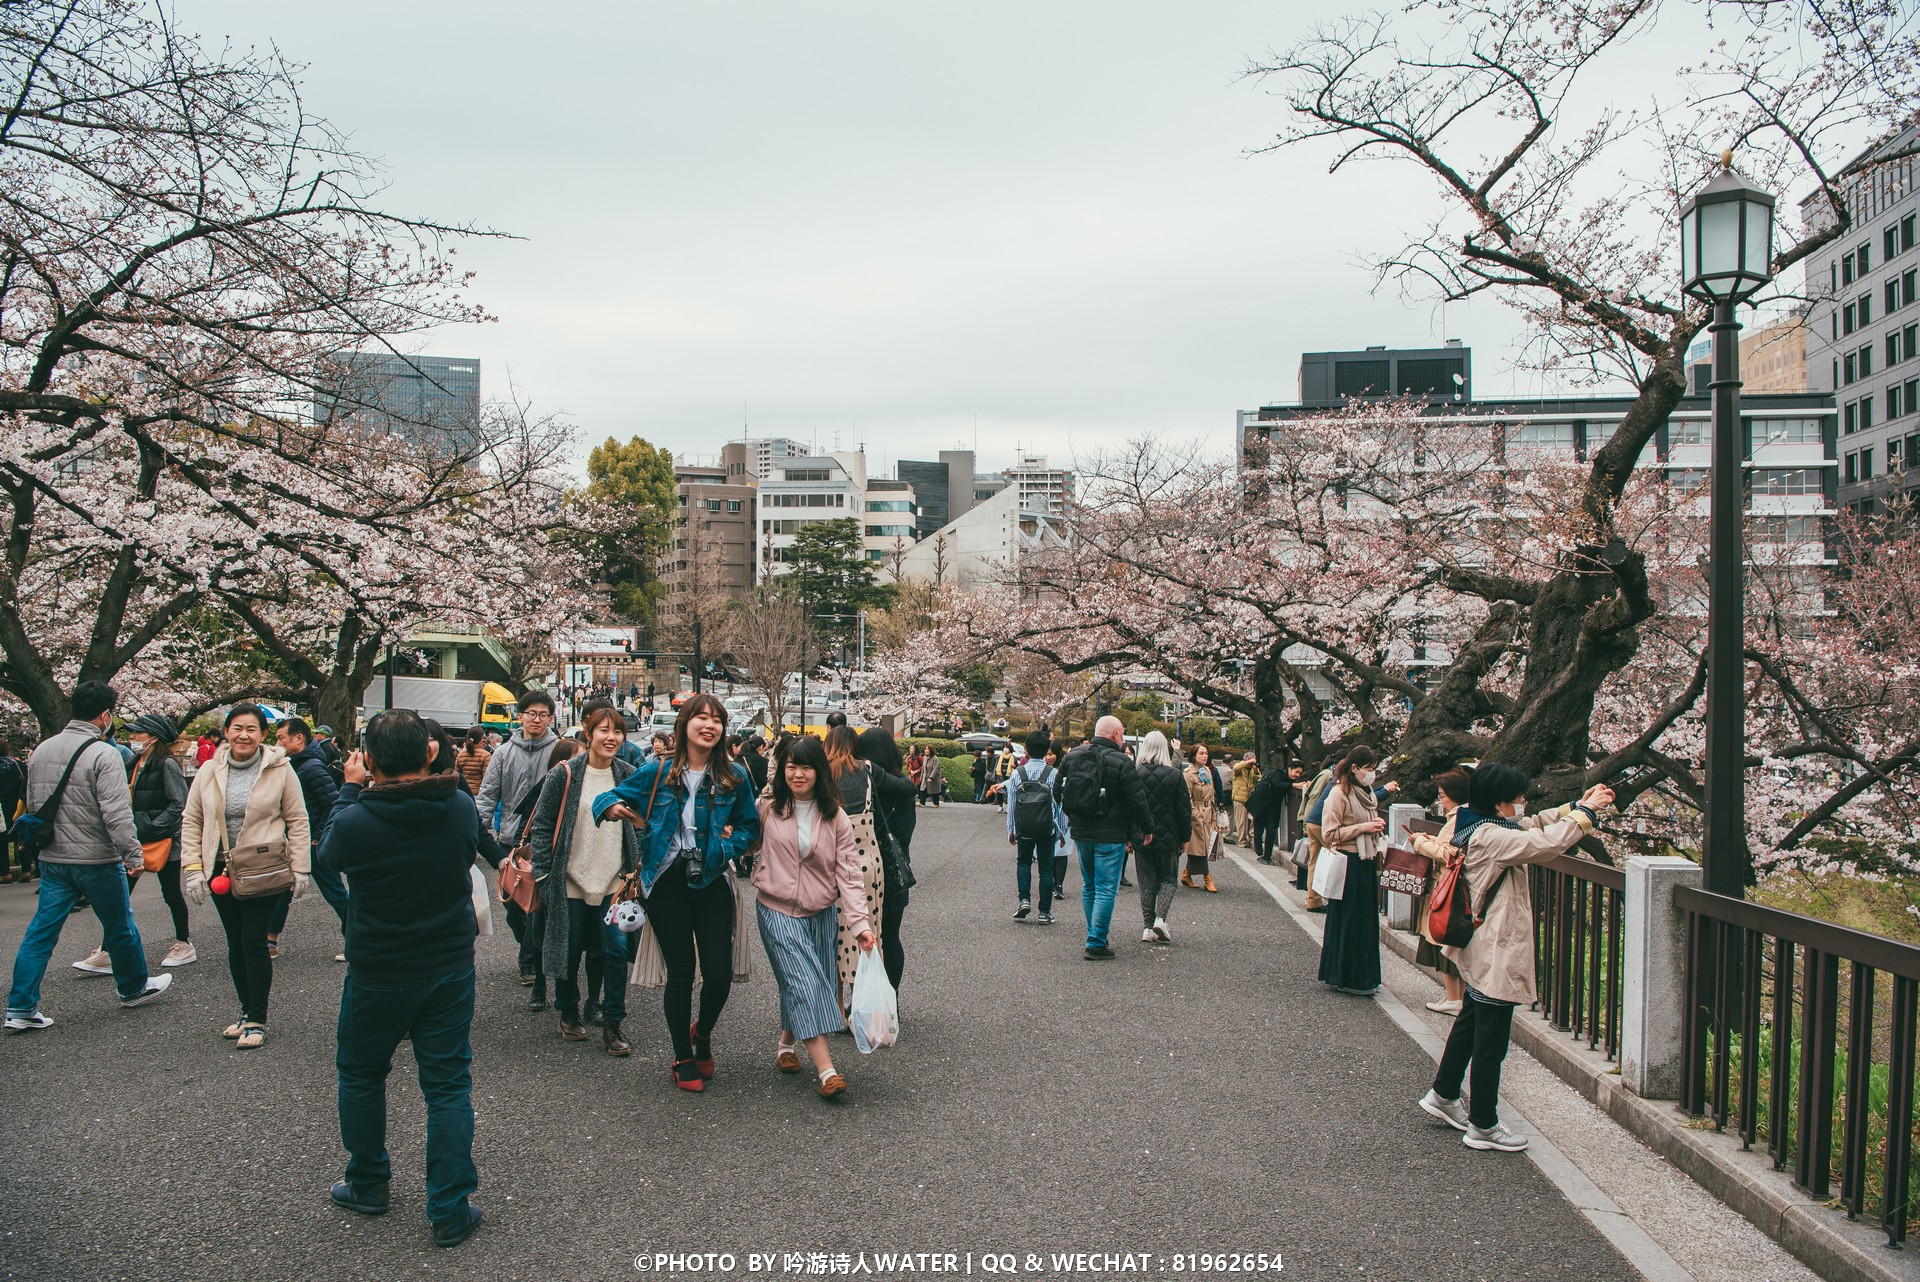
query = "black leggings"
xmin=644 ymin=865 xmax=734 ymax=1060
xmin=212 ymin=888 xmax=281 ymax=1023
xmin=101 ymin=865 xmax=190 ymax=946
xmin=880 ymin=888 xmax=907 ymax=992
xmin=555 ymin=896 xmax=608 ymax=1021
xmin=1432 ymin=994 xmax=1517 ymax=1130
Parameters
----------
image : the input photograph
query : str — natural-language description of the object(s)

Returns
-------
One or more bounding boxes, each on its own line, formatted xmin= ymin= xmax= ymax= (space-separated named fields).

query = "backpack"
xmin=1426 ymin=850 xmax=1510 ymax=948
xmin=1012 ymin=764 xmax=1056 ymax=839
xmin=1057 ymin=748 xmax=1108 ymax=821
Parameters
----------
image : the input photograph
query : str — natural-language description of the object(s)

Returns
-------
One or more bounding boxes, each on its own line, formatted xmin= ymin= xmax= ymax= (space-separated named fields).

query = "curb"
xmin=1376 ymin=923 xmax=1920 ymax=1282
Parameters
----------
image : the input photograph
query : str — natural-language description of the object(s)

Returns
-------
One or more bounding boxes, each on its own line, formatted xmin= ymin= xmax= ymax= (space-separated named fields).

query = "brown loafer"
xmin=602 ymin=1020 xmax=631 ymax=1057
xmin=777 ymin=1043 xmax=802 ymax=1073
xmin=817 ymin=1071 xmax=848 ymax=1099
xmin=557 ymin=1017 xmax=587 ymax=1042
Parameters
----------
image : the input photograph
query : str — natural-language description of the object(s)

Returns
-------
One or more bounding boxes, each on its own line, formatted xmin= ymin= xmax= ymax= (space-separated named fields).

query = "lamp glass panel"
xmin=1743 ymin=200 xmax=1773 ymax=277
xmin=1700 ymin=200 xmax=1741 ymax=275
xmin=1681 ymin=212 xmax=1696 ymax=283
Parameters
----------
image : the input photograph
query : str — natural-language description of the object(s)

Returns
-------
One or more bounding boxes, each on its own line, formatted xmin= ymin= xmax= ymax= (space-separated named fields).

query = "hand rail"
xmin=1530 ymin=850 xmax=1624 ymax=1062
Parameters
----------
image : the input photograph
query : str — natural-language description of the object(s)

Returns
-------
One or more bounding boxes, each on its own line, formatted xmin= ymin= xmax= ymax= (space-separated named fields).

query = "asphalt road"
xmin=0 ymin=803 xmax=1638 ymax=1282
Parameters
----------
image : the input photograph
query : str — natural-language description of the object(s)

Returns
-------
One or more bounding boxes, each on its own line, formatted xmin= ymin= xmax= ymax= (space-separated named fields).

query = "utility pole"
xmin=693 ymin=619 xmax=703 ymax=695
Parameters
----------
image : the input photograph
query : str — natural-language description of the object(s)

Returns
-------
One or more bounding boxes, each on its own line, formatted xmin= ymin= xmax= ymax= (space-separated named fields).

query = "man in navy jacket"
xmin=316 ymin=709 xmax=483 ymax=1249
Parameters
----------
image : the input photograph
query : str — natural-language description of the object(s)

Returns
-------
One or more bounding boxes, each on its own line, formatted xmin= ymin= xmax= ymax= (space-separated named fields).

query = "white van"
xmin=649 ymin=710 xmax=679 ymax=738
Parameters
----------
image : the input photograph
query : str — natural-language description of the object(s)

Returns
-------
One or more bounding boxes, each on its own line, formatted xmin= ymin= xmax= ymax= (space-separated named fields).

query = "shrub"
xmin=1184 ymin=715 xmax=1222 ymax=745
xmin=1120 ymin=692 xmax=1165 ymax=719
xmin=1225 ymin=718 xmax=1255 ymax=749
xmin=940 ymin=753 xmax=974 ymax=799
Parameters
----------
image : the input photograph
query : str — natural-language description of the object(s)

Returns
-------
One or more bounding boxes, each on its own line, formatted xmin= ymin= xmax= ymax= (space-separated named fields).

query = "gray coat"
xmin=474 ymin=729 xmax=559 ymax=845
xmin=27 ymin=721 xmax=140 ymax=869
xmin=525 ymin=755 xmax=644 ymax=977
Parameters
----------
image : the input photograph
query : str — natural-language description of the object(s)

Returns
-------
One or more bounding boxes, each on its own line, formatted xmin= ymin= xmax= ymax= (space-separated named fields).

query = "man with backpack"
xmin=1005 ymin=731 xmax=1064 ymax=924
xmin=5 ymin=681 xmax=172 ymax=1032
xmin=1052 ymin=716 xmax=1153 ymax=960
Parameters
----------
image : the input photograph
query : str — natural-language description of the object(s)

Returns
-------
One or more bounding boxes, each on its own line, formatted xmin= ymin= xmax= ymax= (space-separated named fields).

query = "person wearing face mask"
xmin=179 ymin=703 xmax=312 ymax=1049
xmin=1417 ymin=764 xmax=1615 ymax=1153
xmin=1410 ymin=767 xmax=1474 ymax=1014
xmin=70 ymin=714 xmax=194 ymax=973
xmin=1317 ymin=745 xmax=1387 ymax=996
xmin=1181 ymin=744 xmax=1222 ymax=893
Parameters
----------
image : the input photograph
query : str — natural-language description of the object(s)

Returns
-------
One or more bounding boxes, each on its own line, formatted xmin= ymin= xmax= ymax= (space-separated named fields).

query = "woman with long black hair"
xmin=751 ymin=735 xmax=873 ymax=1099
xmin=1317 ymin=745 xmax=1385 ymax=995
xmin=823 ymin=725 xmax=884 ymax=1007
xmin=854 ymin=726 xmax=917 ymax=992
xmin=592 ymin=693 xmax=760 ymax=1092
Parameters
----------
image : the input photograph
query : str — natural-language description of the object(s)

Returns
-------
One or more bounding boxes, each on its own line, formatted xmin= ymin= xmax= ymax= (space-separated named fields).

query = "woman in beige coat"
xmin=1417 ymin=763 xmax=1613 ymax=1152
xmin=179 ymin=704 xmax=311 ymax=1049
xmin=1317 ymin=746 xmax=1386 ymax=994
xmin=1181 ymin=745 xmax=1220 ymax=893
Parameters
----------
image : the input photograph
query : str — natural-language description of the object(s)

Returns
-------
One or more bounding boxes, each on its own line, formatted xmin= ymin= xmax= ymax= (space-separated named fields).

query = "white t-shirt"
xmin=567 ymin=764 xmax=623 ymax=900
xmin=676 ymin=767 xmax=707 ymax=863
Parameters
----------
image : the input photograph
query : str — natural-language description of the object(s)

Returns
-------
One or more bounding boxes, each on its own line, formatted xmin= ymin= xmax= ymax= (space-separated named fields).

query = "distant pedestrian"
xmin=918 ymin=750 xmax=946 ymax=806
xmin=1053 ymin=716 xmax=1153 ymax=960
xmin=1419 ymin=766 xmax=1614 ymax=1153
xmin=970 ymin=749 xmax=990 ymax=804
xmin=5 ymin=681 xmax=173 ymax=1032
xmin=752 ymin=735 xmax=873 ymax=1099
xmin=270 ymin=716 xmax=347 ymax=959
xmin=454 ymin=728 xmax=491 ymax=794
xmin=77 ymin=714 xmax=192 ymax=971
xmin=0 ymin=736 xmax=29 ymax=882
xmin=180 ymin=703 xmax=311 ymax=1048
xmin=1230 ymin=752 xmax=1261 ymax=846
xmin=1181 ymin=744 xmax=1222 ymax=893
xmin=1246 ymin=763 xmax=1291 ymax=865
xmin=1299 ymin=751 xmax=1342 ymax=909
xmin=1132 ymin=731 xmax=1191 ymax=944
xmin=1004 ymin=730 xmax=1063 ymax=924
xmin=1317 ymin=746 xmax=1385 ymax=996
xmin=319 ymin=710 xmax=484 ymax=1247
xmin=855 ymin=728 xmax=917 ymax=992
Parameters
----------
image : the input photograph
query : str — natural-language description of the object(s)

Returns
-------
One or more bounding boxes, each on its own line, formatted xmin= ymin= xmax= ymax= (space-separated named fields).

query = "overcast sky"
xmin=181 ymin=2 xmax=1581 ymax=475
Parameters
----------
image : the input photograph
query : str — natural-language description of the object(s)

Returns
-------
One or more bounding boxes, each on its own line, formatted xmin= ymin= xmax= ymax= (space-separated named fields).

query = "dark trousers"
xmin=212 ymin=888 xmax=279 ymax=1022
xmin=555 ymin=896 xmax=607 ymax=1022
xmin=1253 ymin=814 xmax=1279 ymax=862
xmin=336 ymin=967 xmax=477 ymax=1225
xmin=1016 ymin=833 xmax=1056 ymax=910
xmin=0 ymin=832 xmax=32 ymax=877
xmin=644 ymin=865 xmax=734 ymax=1060
xmin=1433 ymin=994 xmax=1517 ymax=1130
xmin=880 ymin=889 xmax=907 ymax=992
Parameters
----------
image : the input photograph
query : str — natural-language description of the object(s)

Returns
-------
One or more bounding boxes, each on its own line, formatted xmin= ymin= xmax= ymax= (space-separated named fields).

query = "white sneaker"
xmin=1142 ymin=927 xmax=1157 ymax=942
xmin=1426 ymin=997 xmax=1464 ymax=1015
xmin=1463 ymin=1122 xmax=1528 ymax=1152
xmin=4 ymin=1010 xmax=53 ymax=1032
xmin=119 ymin=973 xmax=173 ymax=1008
xmin=161 ymin=941 xmax=197 ymax=967
xmin=1418 ymin=1089 xmax=1470 ymax=1131
xmin=71 ymin=948 xmax=112 ymax=975
xmin=1151 ymin=917 xmax=1171 ymax=942
xmin=334 ymin=952 xmax=346 ymax=963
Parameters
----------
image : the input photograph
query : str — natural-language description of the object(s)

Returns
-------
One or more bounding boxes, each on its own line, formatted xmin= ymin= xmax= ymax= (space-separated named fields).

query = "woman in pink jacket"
xmin=751 ymin=735 xmax=875 ymax=1100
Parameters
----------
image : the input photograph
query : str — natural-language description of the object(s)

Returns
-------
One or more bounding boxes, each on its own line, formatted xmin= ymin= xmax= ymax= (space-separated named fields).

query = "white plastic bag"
xmin=1311 ymin=849 xmax=1348 ymax=901
xmin=848 ymin=948 xmax=898 ymax=1054
xmin=469 ymin=866 xmax=494 ymax=936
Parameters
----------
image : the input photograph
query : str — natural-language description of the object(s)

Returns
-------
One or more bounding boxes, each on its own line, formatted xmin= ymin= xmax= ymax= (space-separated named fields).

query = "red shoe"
xmin=689 ymin=1022 xmax=716 ymax=1079
xmin=671 ymin=1059 xmax=706 ymax=1092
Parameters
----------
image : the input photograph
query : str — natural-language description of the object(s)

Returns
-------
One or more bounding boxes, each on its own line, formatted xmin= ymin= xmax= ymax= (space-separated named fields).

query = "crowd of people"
xmin=1 ymin=679 xmax=1625 ymax=1242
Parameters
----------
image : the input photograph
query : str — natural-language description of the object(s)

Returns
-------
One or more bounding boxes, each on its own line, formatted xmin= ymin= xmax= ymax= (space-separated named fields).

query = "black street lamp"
xmin=1679 ymin=162 xmax=1775 ymax=898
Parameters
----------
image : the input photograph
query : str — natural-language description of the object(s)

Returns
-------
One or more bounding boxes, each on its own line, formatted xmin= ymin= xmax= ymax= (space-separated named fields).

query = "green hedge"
xmin=901 ymin=735 xmax=962 ymax=756
xmin=941 ymin=754 xmax=975 ymax=799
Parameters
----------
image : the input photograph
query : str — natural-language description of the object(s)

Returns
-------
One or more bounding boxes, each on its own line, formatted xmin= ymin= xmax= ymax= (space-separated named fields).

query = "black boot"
xmin=527 ymin=979 xmax=547 ymax=1012
xmin=603 ymin=1019 xmax=631 ymax=1057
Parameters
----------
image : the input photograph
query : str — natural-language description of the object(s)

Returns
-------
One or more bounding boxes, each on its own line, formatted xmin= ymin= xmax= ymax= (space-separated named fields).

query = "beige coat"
xmin=179 ymin=744 xmax=312 ymax=875
xmin=1183 ymin=765 xmax=1218 ymax=858
xmin=1320 ymin=780 xmax=1381 ymax=858
xmin=1441 ymin=805 xmax=1594 ymax=1005
xmin=1410 ymin=811 xmax=1459 ymax=945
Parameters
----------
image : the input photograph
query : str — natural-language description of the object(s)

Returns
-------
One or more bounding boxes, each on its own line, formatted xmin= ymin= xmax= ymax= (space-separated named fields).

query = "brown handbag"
xmin=227 ymin=838 xmax=294 ymax=899
xmin=1378 ymin=844 xmax=1431 ymax=897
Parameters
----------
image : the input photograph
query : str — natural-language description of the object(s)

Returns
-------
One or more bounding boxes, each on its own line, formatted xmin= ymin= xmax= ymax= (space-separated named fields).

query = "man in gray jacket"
xmin=472 ymin=689 xmax=559 ymax=847
xmin=5 ymin=681 xmax=172 ymax=1031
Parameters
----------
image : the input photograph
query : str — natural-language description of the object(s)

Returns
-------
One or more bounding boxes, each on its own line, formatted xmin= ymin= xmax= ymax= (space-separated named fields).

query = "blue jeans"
xmin=7 ymin=861 xmax=150 ymax=1013
xmin=336 ymin=967 xmax=478 ymax=1224
xmin=1076 ymin=840 xmax=1127 ymax=949
xmin=1016 ymin=834 xmax=1056 ymax=910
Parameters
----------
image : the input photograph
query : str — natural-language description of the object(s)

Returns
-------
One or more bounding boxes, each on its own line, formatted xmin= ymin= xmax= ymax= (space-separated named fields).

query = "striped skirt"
xmin=757 ymin=901 xmax=845 ymax=1041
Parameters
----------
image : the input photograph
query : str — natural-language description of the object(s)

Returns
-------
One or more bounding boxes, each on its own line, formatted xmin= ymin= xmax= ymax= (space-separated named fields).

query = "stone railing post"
xmin=1384 ymin=803 xmax=1427 ymax=930
xmin=1621 ymin=854 xmax=1702 ymax=1100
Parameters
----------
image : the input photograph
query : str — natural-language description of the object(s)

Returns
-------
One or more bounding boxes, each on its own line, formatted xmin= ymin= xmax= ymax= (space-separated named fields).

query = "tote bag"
xmin=1311 ymin=848 xmax=1348 ymax=901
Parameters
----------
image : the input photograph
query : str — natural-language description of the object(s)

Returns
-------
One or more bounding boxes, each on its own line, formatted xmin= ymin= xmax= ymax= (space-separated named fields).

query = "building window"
xmin=1754 ymin=468 xmax=1821 ymax=495
xmin=1907 ymin=324 xmax=1920 ymax=362
xmin=1893 ymin=385 xmax=1906 ymax=421
xmin=1845 ymin=353 xmax=1858 ymax=385
xmin=726 ymin=500 xmax=741 ymax=513
xmin=1844 ymin=301 xmax=1857 ymax=335
xmin=1669 ymin=467 xmax=1706 ymax=492
xmin=1845 ymin=402 xmax=1858 ymax=434
xmin=1893 ymin=332 xmax=1905 ymax=369
xmin=1845 ymin=452 xmax=1857 ymax=483
xmin=1861 ymin=344 xmax=1875 ymax=378
xmin=1862 ymin=394 xmax=1875 ymax=431
xmin=1860 ymin=294 xmax=1874 ymax=326
xmin=1508 ymin=421 xmax=1576 ymax=450
xmin=1862 ymin=448 xmax=1875 ymax=481
xmin=1671 ymin=419 xmax=1708 ymax=447
xmin=1844 ymin=252 xmax=1857 ymax=286
xmin=1763 ymin=417 xmax=1825 ymax=446
xmin=1903 ymin=214 xmax=1918 ymax=254
xmin=782 ymin=468 xmax=831 ymax=482
xmin=1891 ymin=224 xmax=1902 ymax=262
xmin=1892 ymin=438 xmax=1904 ymax=472
xmin=1861 ymin=242 xmax=1873 ymax=274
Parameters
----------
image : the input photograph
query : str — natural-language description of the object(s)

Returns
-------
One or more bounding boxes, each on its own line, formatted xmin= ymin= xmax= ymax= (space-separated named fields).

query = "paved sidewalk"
xmin=3 ymin=805 xmax=1645 ymax=1281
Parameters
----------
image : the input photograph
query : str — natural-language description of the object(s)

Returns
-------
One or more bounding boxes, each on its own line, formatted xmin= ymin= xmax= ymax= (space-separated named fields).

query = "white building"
xmin=755 ymin=451 xmax=866 ymax=579
xmin=1003 ymin=454 xmax=1075 ymax=519
xmin=895 ymin=482 xmax=1068 ymax=589
xmin=863 ymin=478 xmax=919 ymax=573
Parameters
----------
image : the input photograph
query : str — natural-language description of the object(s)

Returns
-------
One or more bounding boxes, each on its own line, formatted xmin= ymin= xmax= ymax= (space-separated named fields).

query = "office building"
xmin=863 ymin=478 xmax=919 ymax=574
xmin=1003 ymin=454 xmax=1075 ymax=518
xmin=315 ymin=352 xmax=481 ymax=448
xmin=897 ymin=449 xmax=1006 ymax=536
xmin=1741 ymin=314 xmax=1810 ymax=394
xmin=738 ymin=437 xmax=807 ymax=480
xmin=1802 ymin=123 xmax=1918 ymax=511
xmin=756 ymin=451 xmax=866 ymax=578
xmin=895 ymin=482 xmax=1067 ymax=589
xmin=1297 ymin=342 xmax=1471 ymax=406
xmin=667 ymin=461 xmax=757 ymax=603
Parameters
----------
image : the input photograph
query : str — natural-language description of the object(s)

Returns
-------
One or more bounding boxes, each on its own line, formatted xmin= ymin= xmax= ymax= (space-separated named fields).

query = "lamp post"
xmin=1678 ymin=162 xmax=1775 ymax=899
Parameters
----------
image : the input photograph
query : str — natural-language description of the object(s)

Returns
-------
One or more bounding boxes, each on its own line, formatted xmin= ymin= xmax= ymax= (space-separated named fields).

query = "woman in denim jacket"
xmin=592 ymin=694 xmax=761 ymax=1092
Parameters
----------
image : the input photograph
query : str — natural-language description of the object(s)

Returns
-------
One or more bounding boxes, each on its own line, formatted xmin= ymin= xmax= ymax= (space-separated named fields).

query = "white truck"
xmin=359 ymin=677 xmax=519 ymax=735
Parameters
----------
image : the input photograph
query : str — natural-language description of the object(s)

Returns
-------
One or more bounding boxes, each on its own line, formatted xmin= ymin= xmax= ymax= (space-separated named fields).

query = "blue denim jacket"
xmin=589 ymin=757 xmax=761 ymax=895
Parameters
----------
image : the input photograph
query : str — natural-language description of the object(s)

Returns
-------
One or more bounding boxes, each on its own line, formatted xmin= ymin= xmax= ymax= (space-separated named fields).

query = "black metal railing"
xmin=1529 ymin=854 xmax=1626 ymax=1061
xmin=1678 ymin=885 xmax=1920 ymax=1248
